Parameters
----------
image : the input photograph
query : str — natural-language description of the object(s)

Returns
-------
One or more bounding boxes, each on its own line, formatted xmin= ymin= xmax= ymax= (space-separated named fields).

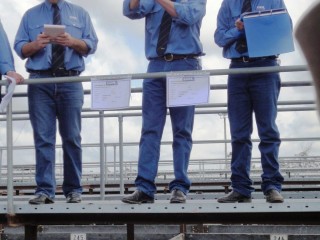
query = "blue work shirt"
xmin=0 ymin=21 xmax=15 ymax=74
xmin=123 ymin=0 xmax=207 ymax=59
xmin=14 ymin=0 xmax=98 ymax=72
xmin=214 ymin=0 xmax=288 ymax=59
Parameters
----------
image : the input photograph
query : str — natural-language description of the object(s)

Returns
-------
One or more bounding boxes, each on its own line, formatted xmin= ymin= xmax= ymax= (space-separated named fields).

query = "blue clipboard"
xmin=243 ymin=9 xmax=294 ymax=57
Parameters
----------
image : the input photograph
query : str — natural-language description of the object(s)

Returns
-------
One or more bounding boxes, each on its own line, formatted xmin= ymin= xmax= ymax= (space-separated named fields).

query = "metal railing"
xmin=1 ymin=64 xmax=318 ymax=217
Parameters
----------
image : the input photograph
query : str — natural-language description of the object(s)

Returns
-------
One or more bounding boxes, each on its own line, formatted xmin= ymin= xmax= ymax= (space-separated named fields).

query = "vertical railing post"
xmin=104 ymin=145 xmax=108 ymax=185
xmin=118 ymin=115 xmax=124 ymax=195
xmin=99 ymin=111 xmax=106 ymax=200
xmin=6 ymin=85 xmax=14 ymax=216
xmin=0 ymin=149 xmax=2 ymax=183
xmin=113 ymin=146 xmax=117 ymax=181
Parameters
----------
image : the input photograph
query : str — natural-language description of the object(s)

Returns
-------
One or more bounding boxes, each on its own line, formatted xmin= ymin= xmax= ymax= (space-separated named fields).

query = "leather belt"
xmin=28 ymin=68 xmax=80 ymax=77
xmin=231 ymin=56 xmax=277 ymax=63
xmin=149 ymin=54 xmax=201 ymax=62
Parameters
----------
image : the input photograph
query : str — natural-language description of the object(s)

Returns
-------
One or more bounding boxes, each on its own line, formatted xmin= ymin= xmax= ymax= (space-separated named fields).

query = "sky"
xmin=0 ymin=0 xmax=319 ymax=175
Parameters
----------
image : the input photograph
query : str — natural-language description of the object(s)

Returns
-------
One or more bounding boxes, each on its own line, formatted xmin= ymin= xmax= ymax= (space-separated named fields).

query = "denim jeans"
xmin=228 ymin=59 xmax=284 ymax=197
xmin=28 ymin=73 xmax=84 ymax=198
xmin=135 ymin=58 xmax=201 ymax=198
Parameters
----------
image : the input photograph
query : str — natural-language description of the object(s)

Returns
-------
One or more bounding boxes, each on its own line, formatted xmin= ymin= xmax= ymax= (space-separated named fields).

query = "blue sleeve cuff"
xmin=230 ymin=27 xmax=244 ymax=39
xmin=123 ymin=0 xmax=135 ymax=16
xmin=173 ymin=1 xmax=206 ymax=26
xmin=82 ymin=38 xmax=97 ymax=57
xmin=0 ymin=65 xmax=14 ymax=75
xmin=14 ymin=42 xmax=27 ymax=60
xmin=123 ymin=0 xmax=153 ymax=18
xmin=174 ymin=3 xmax=186 ymax=22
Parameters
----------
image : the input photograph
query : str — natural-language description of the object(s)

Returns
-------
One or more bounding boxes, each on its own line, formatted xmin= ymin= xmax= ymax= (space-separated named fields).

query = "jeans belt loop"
xmin=164 ymin=54 xmax=174 ymax=62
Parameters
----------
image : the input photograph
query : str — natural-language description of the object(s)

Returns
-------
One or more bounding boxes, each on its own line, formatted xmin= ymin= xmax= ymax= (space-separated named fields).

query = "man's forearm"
xmin=21 ymin=42 xmax=42 ymax=58
xmin=71 ymin=38 xmax=89 ymax=56
xmin=130 ymin=0 xmax=140 ymax=10
xmin=156 ymin=0 xmax=177 ymax=17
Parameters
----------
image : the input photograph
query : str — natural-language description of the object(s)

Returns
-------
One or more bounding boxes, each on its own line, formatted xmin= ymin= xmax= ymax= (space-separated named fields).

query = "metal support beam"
xmin=180 ymin=224 xmax=187 ymax=234
xmin=127 ymin=224 xmax=134 ymax=240
xmin=25 ymin=225 xmax=37 ymax=240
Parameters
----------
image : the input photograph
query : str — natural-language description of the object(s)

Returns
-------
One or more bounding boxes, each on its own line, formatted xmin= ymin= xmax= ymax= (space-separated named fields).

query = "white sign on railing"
xmin=166 ymin=72 xmax=210 ymax=107
xmin=91 ymin=77 xmax=131 ymax=110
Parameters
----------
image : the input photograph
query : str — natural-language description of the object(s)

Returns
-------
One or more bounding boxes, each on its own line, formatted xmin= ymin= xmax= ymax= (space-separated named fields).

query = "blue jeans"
xmin=28 ymin=73 xmax=84 ymax=198
xmin=135 ymin=58 xmax=201 ymax=198
xmin=228 ymin=59 xmax=284 ymax=197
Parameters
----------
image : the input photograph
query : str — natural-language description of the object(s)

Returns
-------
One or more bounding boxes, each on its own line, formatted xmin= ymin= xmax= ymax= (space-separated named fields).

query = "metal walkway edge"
xmin=4 ymin=199 xmax=320 ymax=226
xmin=0 ymin=197 xmax=319 ymax=239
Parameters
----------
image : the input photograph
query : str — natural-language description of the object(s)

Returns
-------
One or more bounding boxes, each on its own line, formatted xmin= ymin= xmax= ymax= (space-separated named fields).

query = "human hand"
xmin=52 ymin=33 xmax=75 ymax=48
xmin=235 ymin=18 xmax=245 ymax=31
xmin=35 ymin=33 xmax=50 ymax=50
xmin=6 ymin=71 xmax=24 ymax=85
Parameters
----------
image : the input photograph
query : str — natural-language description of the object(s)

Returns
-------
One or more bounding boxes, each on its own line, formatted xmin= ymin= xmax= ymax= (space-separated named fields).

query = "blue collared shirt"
xmin=123 ymin=0 xmax=207 ymax=59
xmin=14 ymin=0 xmax=98 ymax=72
xmin=214 ymin=0 xmax=288 ymax=59
xmin=0 ymin=21 xmax=15 ymax=74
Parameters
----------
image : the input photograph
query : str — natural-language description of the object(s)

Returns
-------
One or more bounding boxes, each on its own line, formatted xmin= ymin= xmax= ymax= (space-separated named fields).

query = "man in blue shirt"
xmin=215 ymin=0 xmax=288 ymax=203
xmin=0 ymin=21 xmax=24 ymax=87
xmin=122 ymin=0 xmax=207 ymax=204
xmin=14 ymin=0 xmax=98 ymax=205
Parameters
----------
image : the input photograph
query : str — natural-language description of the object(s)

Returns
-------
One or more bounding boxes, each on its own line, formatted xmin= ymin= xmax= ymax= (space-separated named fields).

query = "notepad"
xmin=44 ymin=24 xmax=66 ymax=38
xmin=243 ymin=9 xmax=294 ymax=57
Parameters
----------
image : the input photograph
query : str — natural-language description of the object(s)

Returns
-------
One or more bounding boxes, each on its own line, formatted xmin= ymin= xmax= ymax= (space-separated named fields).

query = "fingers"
xmin=235 ymin=19 xmax=244 ymax=30
xmin=37 ymin=34 xmax=50 ymax=48
xmin=6 ymin=72 xmax=25 ymax=85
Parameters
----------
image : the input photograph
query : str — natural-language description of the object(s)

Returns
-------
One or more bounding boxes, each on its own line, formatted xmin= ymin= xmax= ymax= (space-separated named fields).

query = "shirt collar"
xmin=45 ymin=0 xmax=65 ymax=10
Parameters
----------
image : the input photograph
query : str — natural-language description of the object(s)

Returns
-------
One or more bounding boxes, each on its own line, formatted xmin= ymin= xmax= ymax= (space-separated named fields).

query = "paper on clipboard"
xmin=0 ymin=76 xmax=16 ymax=112
xmin=166 ymin=73 xmax=210 ymax=108
xmin=243 ymin=8 xmax=294 ymax=57
xmin=44 ymin=24 xmax=66 ymax=38
xmin=91 ymin=77 xmax=131 ymax=110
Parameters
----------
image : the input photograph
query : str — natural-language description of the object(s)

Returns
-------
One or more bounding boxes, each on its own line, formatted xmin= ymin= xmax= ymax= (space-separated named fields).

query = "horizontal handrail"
xmin=0 ymin=65 xmax=310 ymax=87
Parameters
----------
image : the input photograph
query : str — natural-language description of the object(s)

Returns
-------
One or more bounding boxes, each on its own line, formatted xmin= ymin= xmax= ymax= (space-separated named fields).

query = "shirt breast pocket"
xmin=65 ymin=20 xmax=83 ymax=39
xmin=29 ymin=25 xmax=43 ymax=41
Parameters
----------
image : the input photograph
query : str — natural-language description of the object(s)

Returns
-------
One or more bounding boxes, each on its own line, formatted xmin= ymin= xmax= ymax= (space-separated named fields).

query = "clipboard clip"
xmin=106 ymin=81 xmax=118 ymax=86
xmin=183 ymin=76 xmax=195 ymax=82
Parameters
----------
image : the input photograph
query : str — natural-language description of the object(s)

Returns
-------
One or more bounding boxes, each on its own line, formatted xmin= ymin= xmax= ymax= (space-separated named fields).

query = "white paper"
xmin=91 ymin=77 xmax=131 ymax=110
xmin=44 ymin=24 xmax=66 ymax=38
xmin=166 ymin=73 xmax=210 ymax=107
xmin=0 ymin=76 xmax=16 ymax=112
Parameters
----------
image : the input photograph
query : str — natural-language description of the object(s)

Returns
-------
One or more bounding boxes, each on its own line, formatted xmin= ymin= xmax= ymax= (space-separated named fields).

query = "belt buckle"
xmin=164 ymin=54 xmax=174 ymax=62
xmin=242 ymin=56 xmax=249 ymax=63
xmin=53 ymin=68 xmax=65 ymax=77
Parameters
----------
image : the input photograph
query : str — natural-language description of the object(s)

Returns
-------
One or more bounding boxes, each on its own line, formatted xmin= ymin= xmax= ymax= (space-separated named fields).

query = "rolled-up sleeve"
xmin=0 ymin=21 xmax=15 ymax=74
xmin=82 ymin=10 xmax=98 ymax=57
xmin=14 ymin=12 xmax=30 ymax=60
xmin=174 ymin=0 xmax=207 ymax=26
xmin=214 ymin=0 xmax=243 ymax=48
xmin=123 ymin=0 xmax=155 ymax=19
